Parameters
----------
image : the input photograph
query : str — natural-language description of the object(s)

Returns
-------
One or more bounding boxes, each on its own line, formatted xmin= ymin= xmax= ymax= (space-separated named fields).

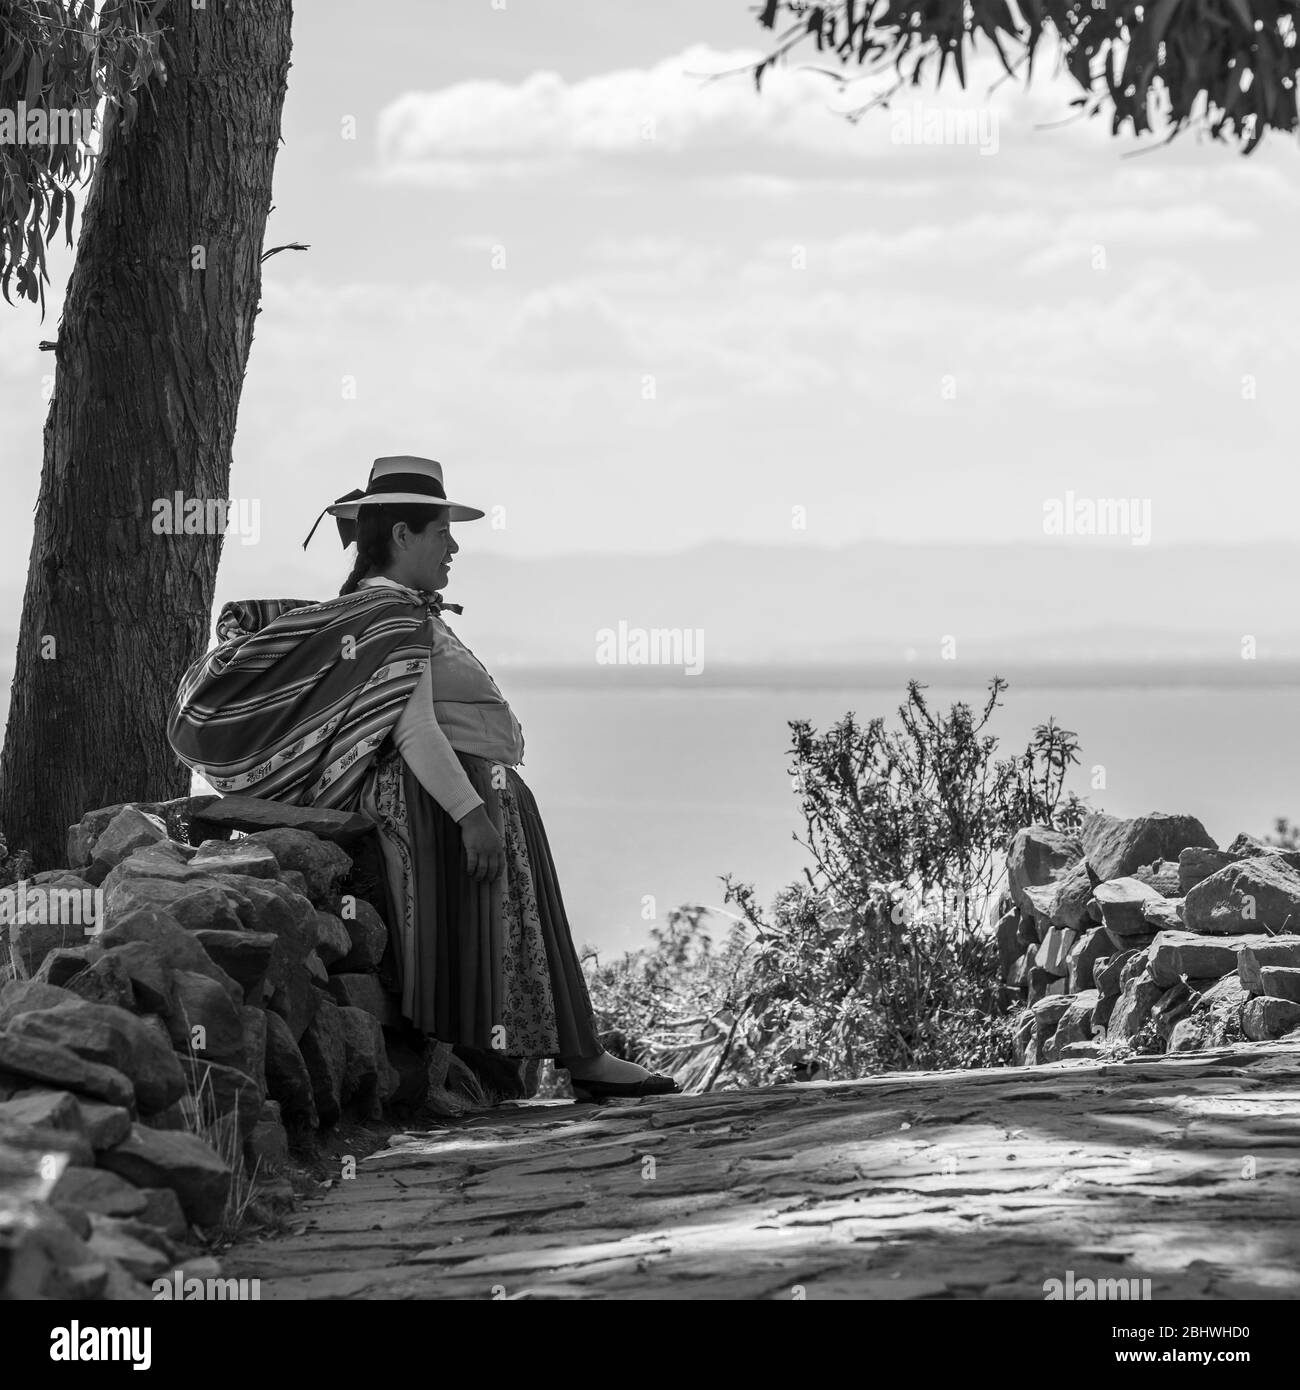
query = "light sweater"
xmin=359 ymin=576 xmax=525 ymax=821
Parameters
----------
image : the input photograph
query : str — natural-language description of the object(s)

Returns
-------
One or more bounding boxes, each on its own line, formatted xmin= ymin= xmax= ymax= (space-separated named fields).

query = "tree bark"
xmin=0 ymin=1 xmax=293 ymax=865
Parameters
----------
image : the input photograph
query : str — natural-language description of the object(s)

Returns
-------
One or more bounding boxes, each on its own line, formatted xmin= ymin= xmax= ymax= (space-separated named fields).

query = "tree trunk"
xmin=0 ymin=2 xmax=293 ymax=866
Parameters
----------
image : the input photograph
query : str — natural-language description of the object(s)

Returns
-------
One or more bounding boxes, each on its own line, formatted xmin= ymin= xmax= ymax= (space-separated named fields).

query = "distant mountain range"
xmin=0 ymin=539 xmax=1296 ymax=720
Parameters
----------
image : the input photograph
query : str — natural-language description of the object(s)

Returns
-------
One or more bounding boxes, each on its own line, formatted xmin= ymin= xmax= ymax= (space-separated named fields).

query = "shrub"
xmin=583 ymin=678 xmax=1088 ymax=1089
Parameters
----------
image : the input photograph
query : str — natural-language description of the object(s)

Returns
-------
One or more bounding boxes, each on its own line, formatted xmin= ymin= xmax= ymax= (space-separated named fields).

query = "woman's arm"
xmin=390 ymin=663 xmax=483 ymax=821
xmin=389 ymin=664 xmax=504 ymax=881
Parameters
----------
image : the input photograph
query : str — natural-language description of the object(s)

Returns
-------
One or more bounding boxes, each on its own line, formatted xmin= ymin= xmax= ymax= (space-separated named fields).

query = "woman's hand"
xmin=457 ymin=804 xmax=504 ymax=882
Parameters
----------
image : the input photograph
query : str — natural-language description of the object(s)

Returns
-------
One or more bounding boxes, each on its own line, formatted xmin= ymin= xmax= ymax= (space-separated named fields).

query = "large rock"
xmin=1030 ymin=993 xmax=1073 ymax=1045
xmin=85 ymin=1213 xmax=173 ymax=1281
xmin=1045 ymin=859 xmax=1099 ymax=932
xmin=190 ymin=839 xmax=281 ymax=879
xmin=1006 ymin=827 xmax=1082 ymax=914
xmin=98 ymin=1124 xmax=231 ymax=1227
xmin=188 ymin=1060 xmax=261 ymax=1143
xmin=1179 ymin=846 xmax=1243 ymax=895
xmin=1027 ymin=966 xmax=1066 ymax=1005
xmin=163 ymin=971 xmax=244 ymax=1066
xmin=1093 ymin=950 xmax=1137 ymax=998
xmin=1147 ymin=931 xmax=1256 ymax=989
xmin=32 ymin=945 xmax=100 ymax=987
xmin=65 ymin=801 xmax=166 ymax=869
xmin=63 ymin=953 xmax=137 ymax=1011
xmin=1258 ymin=966 xmax=1300 ymax=1004
xmin=0 ymin=979 xmax=78 ymax=1028
xmin=135 ymin=1186 xmax=188 ymax=1240
xmin=239 ymin=1006 xmax=268 ymax=1094
xmin=0 ymin=1033 xmax=134 ymax=1108
xmin=298 ymin=995 xmax=348 ymax=1127
xmin=1094 ymin=877 xmax=1165 ymax=940
xmin=244 ymin=1115 xmax=289 ymax=1173
xmin=191 ymin=795 xmax=375 ymax=845
xmin=336 ymin=898 xmax=388 ymax=972
xmin=1020 ymin=884 xmax=1057 ymax=935
xmin=94 ymin=942 xmax=175 ymax=1014
xmin=51 ymin=1165 xmax=149 ymax=1221
xmin=0 ymin=1112 xmax=94 ymax=1167
xmin=103 ymin=875 xmax=244 ymax=936
xmin=1066 ymin=927 xmax=1112 ymax=993
xmin=1183 ymin=857 xmax=1300 ymax=935
xmin=1241 ymin=996 xmax=1300 ymax=1042
xmin=82 ymin=807 xmax=168 ymax=886
xmin=0 ymin=1087 xmax=86 ymax=1137
xmin=1152 ymin=980 xmax=1197 ymax=1041
xmin=1035 ymin=925 xmax=1077 ymax=978
xmin=140 ymin=793 xmax=219 ymax=845
xmin=326 ymin=972 xmax=401 ymax=1026
xmin=382 ymin=1031 xmax=431 ymax=1108
xmin=1132 ymin=859 xmax=1182 ymax=898
xmin=1228 ymin=833 xmax=1300 ymax=870
xmin=5 ymin=905 xmax=95 ymax=981
xmin=1120 ymin=949 xmax=1151 ymax=989
xmin=102 ymin=839 xmax=201 ymax=879
xmin=266 ymin=966 xmax=320 ymax=1042
xmin=241 ymin=829 xmax=352 ymax=904
xmin=7 ymin=1002 xmax=185 ymax=1114
xmin=212 ymin=875 xmax=319 ymax=969
xmin=1082 ymin=812 xmax=1217 ymax=884
xmin=337 ymin=1006 xmax=394 ymax=1117
xmin=0 ymin=1199 xmax=121 ymax=1300
xmin=1045 ymin=990 xmax=1099 ymax=1059
xmin=1237 ymin=937 xmax=1300 ymax=994
xmin=0 ymin=1087 xmax=128 ymax=1151
xmin=1106 ymin=971 xmax=1164 ymax=1040
xmin=1140 ymin=897 xmax=1184 ymax=932
xmin=263 ymin=1010 xmax=318 ymax=1128
xmin=1167 ymin=975 xmax=1248 ymax=1053
xmin=191 ymin=930 xmax=277 ymax=1000
xmin=73 ymin=1097 xmax=133 ymax=1150
xmin=1008 ymin=945 xmax=1034 ymax=990
xmin=97 ymin=909 xmax=241 ymax=1006
xmin=312 ymin=911 xmax=351 ymax=968
xmin=996 ymin=910 xmax=1020 ymax=981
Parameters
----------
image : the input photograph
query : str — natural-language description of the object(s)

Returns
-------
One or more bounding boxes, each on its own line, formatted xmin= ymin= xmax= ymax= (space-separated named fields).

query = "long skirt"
xmin=360 ymin=746 xmax=603 ymax=1062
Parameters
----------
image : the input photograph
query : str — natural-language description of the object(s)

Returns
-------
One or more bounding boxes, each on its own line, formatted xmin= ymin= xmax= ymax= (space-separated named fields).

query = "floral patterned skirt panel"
xmin=360 ymin=746 xmax=602 ymax=1060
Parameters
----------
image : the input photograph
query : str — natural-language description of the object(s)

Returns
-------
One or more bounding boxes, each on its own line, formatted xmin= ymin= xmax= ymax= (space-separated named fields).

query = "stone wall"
xmin=1000 ymin=812 xmax=1300 ymax=1066
xmin=0 ymin=793 xmax=460 ymax=1299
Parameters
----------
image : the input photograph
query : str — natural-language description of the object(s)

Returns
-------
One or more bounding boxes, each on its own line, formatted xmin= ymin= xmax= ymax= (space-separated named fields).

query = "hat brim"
xmin=327 ymin=494 xmax=485 ymax=522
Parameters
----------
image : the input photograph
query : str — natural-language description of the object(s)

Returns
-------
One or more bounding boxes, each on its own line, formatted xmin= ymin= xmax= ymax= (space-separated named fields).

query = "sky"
xmin=0 ymin=0 xmax=1298 ymax=618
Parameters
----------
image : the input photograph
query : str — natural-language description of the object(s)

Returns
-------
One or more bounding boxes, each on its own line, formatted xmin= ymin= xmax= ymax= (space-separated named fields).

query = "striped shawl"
xmin=167 ymin=586 xmax=438 ymax=811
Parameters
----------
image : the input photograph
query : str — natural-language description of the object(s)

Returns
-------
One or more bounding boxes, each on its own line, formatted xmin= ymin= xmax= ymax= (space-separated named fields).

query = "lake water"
xmin=502 ymin=674 xmax=1300 ymax=959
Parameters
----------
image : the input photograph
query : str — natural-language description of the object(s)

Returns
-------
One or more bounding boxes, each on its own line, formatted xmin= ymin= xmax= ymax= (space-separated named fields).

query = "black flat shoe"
xmin=569 ymin=1073 xmax=681 ymax=1103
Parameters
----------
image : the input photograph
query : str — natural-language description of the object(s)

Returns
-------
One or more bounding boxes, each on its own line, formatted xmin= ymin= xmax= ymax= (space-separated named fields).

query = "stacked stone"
xmin=0 ymin=793 xmax=418 ymax=1299
xmin=1002 ymin=812 xmax=1300 ymax=1067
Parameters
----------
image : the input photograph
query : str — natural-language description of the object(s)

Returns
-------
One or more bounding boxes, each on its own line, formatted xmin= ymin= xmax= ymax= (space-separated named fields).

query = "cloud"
xmin=745 ymin=201 xmax=1257 ymax=279
xmin=497 ymin=284 xmax=641 ymax=369
xmin=373 ymin=43 xmax=1121 ymax=190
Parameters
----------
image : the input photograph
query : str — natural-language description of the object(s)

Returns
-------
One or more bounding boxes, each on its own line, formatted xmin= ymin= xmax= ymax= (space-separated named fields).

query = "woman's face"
xmin=389 ymin=512 xmax=458 ymax=592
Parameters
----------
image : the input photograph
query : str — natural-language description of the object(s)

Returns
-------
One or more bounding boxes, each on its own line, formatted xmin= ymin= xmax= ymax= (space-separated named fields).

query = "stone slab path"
xmin=224 ymin=1043 xmax=1300 ymax=1299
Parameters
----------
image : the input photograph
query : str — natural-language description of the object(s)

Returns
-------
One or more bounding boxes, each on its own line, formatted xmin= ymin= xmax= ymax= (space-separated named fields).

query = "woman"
xmin=169 ymin=456 xmax=678 ymax=1106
